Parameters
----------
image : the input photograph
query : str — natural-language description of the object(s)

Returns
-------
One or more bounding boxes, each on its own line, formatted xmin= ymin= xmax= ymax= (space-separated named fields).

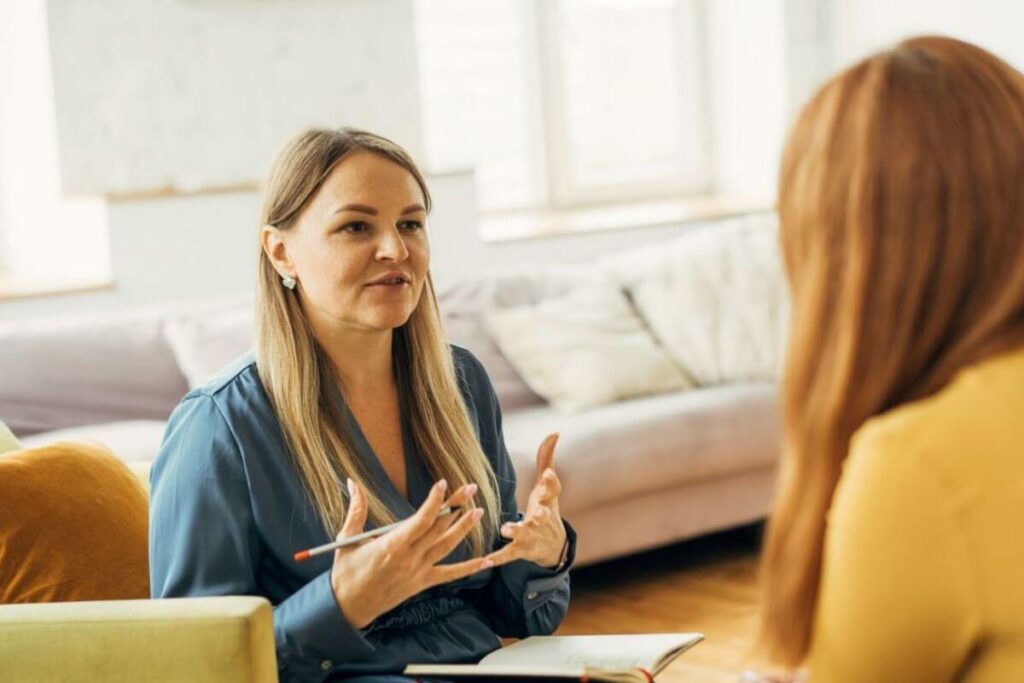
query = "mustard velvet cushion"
xmin=0 ymin=441 xmax=149 ymax=603
xmin=0 ymin=420 xmax=20 ymax=455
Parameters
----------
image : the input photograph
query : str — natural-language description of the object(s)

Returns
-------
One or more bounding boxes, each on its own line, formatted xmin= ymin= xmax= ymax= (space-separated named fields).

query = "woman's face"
xmin=266 ymin=151 xmax=430 ymax=335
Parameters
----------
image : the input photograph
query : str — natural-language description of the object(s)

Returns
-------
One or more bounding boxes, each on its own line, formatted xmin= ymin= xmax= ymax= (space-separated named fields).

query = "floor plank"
xmin=555 ymin=525 xmax=764 ymax=682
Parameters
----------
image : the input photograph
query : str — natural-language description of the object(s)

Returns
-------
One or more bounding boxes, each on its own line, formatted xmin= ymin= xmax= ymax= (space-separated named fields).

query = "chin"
xmin=369 ymin=308 xmax=416 ymax=331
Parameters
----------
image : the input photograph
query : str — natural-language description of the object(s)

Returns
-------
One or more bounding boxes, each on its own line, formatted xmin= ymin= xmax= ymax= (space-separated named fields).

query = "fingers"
xmin=499 ymin=506 xmax=551 ymax=543
xmin=444 ymin=482 xmax=479 ymax=513
xmin=536 ymin=468 xmax=562 ymax=506
xmin=338 ymin=478 xmax=368 ymax=540
xmin=534 ymin=433 xmax=559 ymax=484
xmin=481 ymin=543 xmax=520 ymax=568
xmin=392 ymin=479 xmax=449 ymax=544
xmin=499 ymin=522 xmax=522 ymax=544
xmin=426 ymin=554 xmax=494 ymax=587
xmin=410 ymin=483 xmax=479 ymax=555
xmin=423 ymin=507 xmax=485 ymax=565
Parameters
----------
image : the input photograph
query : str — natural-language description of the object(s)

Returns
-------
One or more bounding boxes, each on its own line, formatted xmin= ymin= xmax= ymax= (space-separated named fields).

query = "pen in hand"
xmin=293 ymin=506 xmax=463 ymax=562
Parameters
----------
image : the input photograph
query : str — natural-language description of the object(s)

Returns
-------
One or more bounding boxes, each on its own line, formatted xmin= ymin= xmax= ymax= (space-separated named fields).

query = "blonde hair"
xmin=760 ymin=36 xmax=1024 ymax=665
xmin=256 ymin=127 xmax=500 ymax=554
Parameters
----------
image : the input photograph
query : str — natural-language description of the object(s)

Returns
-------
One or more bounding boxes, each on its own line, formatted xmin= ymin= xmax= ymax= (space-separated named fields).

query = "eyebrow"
xmin=333 ymin=203 xmax=426 ymax=216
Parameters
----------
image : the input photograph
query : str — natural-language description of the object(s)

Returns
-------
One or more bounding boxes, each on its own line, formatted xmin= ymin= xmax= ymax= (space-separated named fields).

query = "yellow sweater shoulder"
xmin=811 ymin=347 xmax=1024 ymax=683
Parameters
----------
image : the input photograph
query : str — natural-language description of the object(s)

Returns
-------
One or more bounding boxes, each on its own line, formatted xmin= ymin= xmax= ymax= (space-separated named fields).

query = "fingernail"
xmin=435 ymin=479 xmax=448 ymax=493
xmin=472 ymin=508 xmax=484 ymax=521
xmin=465 ymin=483 xmax=478 ymax=497
xmin=347 ymin=478 xmax=355 ymax=497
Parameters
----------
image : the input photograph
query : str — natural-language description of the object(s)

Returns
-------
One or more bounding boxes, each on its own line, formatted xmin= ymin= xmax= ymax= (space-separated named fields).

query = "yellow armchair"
xmin=0 ymin=595 xmax=277 ymax=682
xmin=0 ymin=440 xmax=278 ymax=682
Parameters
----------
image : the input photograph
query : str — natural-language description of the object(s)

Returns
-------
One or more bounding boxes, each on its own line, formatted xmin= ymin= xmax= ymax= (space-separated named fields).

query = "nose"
xmin=375 ymin=225 xmax=410 ymax=262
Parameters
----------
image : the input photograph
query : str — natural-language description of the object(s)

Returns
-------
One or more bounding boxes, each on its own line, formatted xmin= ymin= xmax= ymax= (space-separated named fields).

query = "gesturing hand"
xmin=329 ymin=478 xmax=490 ymax=629
xmin=485 ymin=433 xmax=567 ymax=569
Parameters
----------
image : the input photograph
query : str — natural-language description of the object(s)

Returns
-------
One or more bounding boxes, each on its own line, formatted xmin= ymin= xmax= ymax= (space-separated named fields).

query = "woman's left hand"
xmin=484 ymin=433 xmax=567 ymax=569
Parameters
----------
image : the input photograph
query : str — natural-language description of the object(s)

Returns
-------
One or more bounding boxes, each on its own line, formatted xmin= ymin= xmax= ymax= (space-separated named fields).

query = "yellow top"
xmin=809 ymin=347 xmax=1024 ymax=683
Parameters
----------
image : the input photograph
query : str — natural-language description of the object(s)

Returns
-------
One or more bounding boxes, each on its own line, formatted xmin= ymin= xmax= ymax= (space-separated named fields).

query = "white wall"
xmin=2 ymin=0 xmax=811 ymax=319
xmin=705 ymin=0 xmax=788 ymax=201
xmin=0 ymin=0 xmax=108 ymax=284
xmin=785 ymin=0 xmax=834 ymax=118
xmin=833 ymin=0 xmax=1024 ymax=69
xmin=0 ymin=171 xmax=475 ymax=320
xmin=0 ymin=190 xmax=257 ymax=320
xmin=46 ymin=0 xmax=424 ymax=196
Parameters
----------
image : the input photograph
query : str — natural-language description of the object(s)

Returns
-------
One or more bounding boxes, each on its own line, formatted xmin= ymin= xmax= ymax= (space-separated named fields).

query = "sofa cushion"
xmin=0 ymin=442 xmax=150 ymax=603
xmin=600 ymin=213 xmax=788 ymax=385
xmin=484 ymin=281 xmax=692 ymax=411
xmin=0 ymin=309 xmax=189 ymax=437
xmin=440 ymin=266 xmax=595 ymax=412
xmin=19 ymin=420 xmax=168 ymax=464
xmin=501 ymin=383 xmax=779 ymax=513
xmin=163 ymin=304 xmax=255 ymax=389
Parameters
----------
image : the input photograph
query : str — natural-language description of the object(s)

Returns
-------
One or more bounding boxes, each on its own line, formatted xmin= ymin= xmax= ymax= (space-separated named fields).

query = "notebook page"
xmin=480 ymin=633 xmax=702 ymax=670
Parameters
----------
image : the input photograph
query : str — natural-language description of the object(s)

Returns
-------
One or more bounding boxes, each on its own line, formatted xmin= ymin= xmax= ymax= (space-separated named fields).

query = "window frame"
xmin=415 ymin=0 xmax=711 ymax=217
xmin=533 ymin=0 xmax=710 ymax=212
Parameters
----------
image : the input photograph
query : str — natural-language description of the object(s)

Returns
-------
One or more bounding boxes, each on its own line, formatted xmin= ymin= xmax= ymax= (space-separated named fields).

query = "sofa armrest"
xmin=0 ymin=596 xmax=276 ymax=682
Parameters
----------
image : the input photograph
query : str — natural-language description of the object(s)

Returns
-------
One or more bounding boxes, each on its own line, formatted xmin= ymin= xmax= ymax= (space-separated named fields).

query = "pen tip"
xmin=293 ymin=550 xmax=310 ymax=562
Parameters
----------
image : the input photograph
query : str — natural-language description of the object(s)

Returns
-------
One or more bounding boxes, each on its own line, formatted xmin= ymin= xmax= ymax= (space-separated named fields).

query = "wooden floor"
xmin=554 ymin=525 xmax=764 ymax=682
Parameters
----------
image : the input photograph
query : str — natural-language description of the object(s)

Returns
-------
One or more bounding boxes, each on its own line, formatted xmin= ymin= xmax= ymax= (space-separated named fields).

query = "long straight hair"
xmin=256 ymin=127 xmax=500 ymax=554
xmin=760 ymin=36 xmax=1024 ymax=665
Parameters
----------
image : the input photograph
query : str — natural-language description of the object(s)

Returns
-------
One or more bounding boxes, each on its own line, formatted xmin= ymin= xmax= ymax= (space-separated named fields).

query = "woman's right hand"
xmin=329 ymin=477 xmax=491 ymax=629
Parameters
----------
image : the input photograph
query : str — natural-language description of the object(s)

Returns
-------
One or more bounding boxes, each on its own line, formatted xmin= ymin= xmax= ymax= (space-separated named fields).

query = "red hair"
xmin=760 ymin=35 xmax=1024 ymax=665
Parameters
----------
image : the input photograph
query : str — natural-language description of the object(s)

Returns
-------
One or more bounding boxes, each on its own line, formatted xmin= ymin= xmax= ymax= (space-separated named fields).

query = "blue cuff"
xmin=273 ymin=570 xmax=376 ymax=677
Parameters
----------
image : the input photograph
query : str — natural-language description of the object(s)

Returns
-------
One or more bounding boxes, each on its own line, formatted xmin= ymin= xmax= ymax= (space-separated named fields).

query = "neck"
xmin=316 ymin=324 xmax=396 ymax=397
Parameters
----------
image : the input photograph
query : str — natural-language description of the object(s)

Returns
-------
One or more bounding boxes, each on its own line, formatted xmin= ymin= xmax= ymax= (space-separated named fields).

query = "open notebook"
xmin=404 ymin=632 xmax=704 ymax=682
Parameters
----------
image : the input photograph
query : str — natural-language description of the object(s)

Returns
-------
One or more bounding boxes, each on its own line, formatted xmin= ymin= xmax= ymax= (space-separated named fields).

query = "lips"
xmin=366 ymin=272 xmax=411 ymax=286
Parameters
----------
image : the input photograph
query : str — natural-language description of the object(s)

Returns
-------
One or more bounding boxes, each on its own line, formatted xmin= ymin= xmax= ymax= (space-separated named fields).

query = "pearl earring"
xmin=282 ymin=274 xmax=297 ymax=290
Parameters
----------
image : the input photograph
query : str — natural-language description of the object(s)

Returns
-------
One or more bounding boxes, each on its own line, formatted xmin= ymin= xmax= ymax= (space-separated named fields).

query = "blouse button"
xmin=526 ymin=591 xmax=539 ymax=600
xmin=320 ymin=660 xmax=332 ymax=671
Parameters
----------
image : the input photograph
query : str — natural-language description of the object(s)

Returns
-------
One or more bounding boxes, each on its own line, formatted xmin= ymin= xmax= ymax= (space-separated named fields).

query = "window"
xmin=415 ymin=0 xmax=707 ymax=215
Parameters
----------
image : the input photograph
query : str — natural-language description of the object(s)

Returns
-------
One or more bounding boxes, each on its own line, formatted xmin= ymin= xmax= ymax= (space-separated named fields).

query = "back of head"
xmin=761 ymin=35 xmax=1024 ymax=666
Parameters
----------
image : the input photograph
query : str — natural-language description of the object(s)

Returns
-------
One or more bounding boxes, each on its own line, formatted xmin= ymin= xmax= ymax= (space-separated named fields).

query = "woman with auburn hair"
xmin=759 ymin=35 xmax=1024 ymax=681
xmin=149 ymin=128 xmax=574 ymax=682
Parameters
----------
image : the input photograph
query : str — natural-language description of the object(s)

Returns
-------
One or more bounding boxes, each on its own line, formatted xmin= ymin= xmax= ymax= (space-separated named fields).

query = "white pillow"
xmin=163 ymin=306 xmax=255 ymax=389
xmin=483 ymin=281 xmax=693 ymax=412
xmin=600 ymin=213 xmax=788 ymax=385
xmin=439 ymin=265 xmax=592 ymax=412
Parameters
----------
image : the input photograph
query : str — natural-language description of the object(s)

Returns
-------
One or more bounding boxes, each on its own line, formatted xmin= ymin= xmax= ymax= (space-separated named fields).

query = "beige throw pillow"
xmin=483 ymin=282 xmax=692 ymax=412
xmin=163 ymin=306 xmax=254 ymax=389
xmin=600 ymin=213 xmax=788 ymax=385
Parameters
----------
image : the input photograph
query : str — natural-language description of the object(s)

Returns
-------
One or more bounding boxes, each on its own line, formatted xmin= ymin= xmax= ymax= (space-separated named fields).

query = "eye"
xmin=399 ymin=220 xmax=424 ymax=231
xmin=340 ymin=221 xmax=369 ymax=234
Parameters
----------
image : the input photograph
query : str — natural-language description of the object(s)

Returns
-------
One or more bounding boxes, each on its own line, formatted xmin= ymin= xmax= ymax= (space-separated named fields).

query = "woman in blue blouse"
xmin=149 ymin=128 xmax=575 ymax=682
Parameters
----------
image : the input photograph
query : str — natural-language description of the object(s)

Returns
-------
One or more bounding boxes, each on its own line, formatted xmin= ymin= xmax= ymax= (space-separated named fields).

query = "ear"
xmin=261 ymin=225 xmax=295 ymax=279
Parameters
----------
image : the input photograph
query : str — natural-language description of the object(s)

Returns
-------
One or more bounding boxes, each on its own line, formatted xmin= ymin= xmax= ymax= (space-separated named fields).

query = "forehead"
xmin=311 ymin=150 xmax=425 ymax=212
